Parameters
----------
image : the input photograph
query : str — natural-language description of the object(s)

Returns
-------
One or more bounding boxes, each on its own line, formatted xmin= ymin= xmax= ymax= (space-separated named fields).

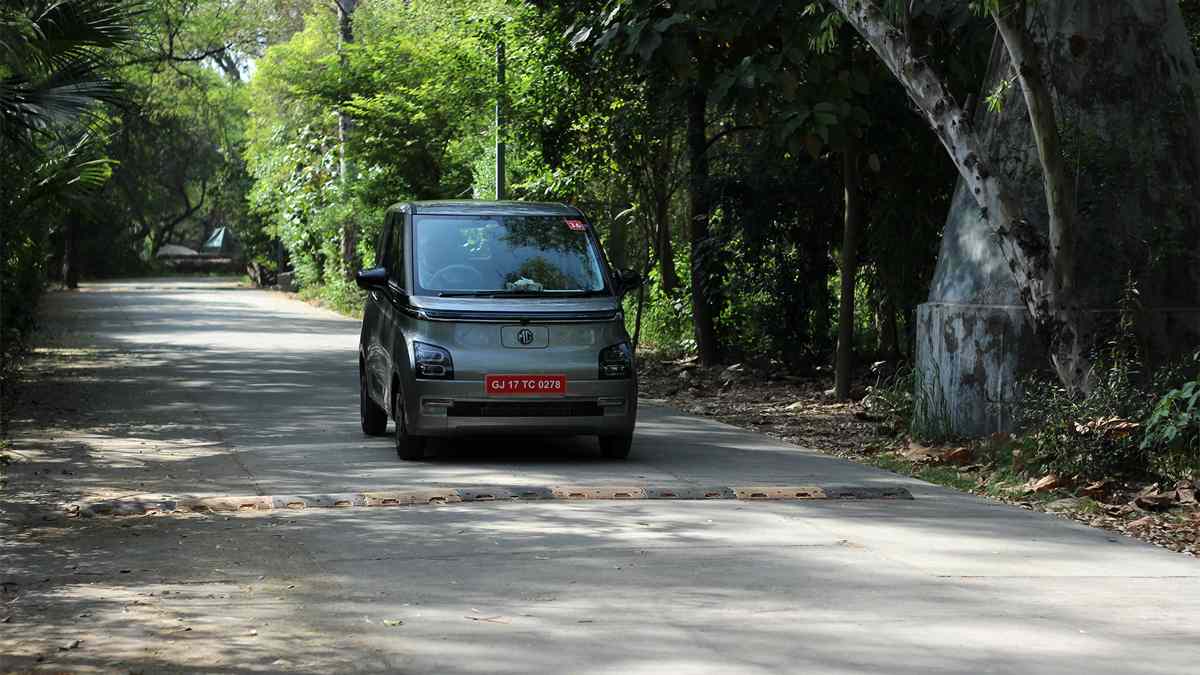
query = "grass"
xmin=296 ymin=282 xmax=365 ymax=319
xmin=863 ymin=452 xmax=979 ymax=493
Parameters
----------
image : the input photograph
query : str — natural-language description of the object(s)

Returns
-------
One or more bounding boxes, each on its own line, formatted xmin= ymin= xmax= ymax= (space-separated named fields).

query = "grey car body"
xmin=356 ymin=200 xmax=640 ymax=460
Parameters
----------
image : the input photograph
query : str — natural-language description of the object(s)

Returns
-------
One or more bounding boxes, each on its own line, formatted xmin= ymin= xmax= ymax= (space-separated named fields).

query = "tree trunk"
xmin=835 ymin=145 xmax=863 ymax=400
xmin=655 ymin=194 xmax=678 ymax=292
xmin=876 ymin=292 xmax=900 ymax=363
xmin=992 ymin=2 xmax=1076 ymax=294
xmin=851 ymin=0 xmax=1200 ymax=434
xmin=62 ymin=215 xmax=79 ymax=290
xmin=336 ymin=0 xmax=358 ymax=279
xmin=686 ymin=85 xmax=719 ymax=365
xmin=825 ymin=0 xmax=1090 ymax=392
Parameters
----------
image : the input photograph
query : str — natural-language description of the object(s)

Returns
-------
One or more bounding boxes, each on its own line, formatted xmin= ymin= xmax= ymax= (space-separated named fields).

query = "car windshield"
xmin=413 ymin=214 xmax=608 ymax=296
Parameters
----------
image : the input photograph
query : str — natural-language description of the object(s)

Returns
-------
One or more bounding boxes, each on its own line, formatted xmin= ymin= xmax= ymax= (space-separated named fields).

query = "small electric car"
xmin=356 ymin=201 xmax=641 ymax=460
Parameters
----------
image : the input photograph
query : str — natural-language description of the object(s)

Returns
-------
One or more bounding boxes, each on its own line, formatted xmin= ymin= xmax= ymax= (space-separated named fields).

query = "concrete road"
xmin=2 ymin=279 xmax=1197 ymax=673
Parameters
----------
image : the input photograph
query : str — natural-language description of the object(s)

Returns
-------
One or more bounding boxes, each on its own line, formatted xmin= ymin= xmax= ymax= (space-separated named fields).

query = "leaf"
xmin=779 ymin=108 xmax=811 ymax=139
xmin=383 ymin=619 xmax=404 ymax=627
xmin=595 ymin=24 xmax=622 ymax=50
xmin=778 ymin=71 xmax=799 ymax=101
xmin=654 ymin=14 xmax=688 ymax=33
xmin=569 ymin=26 xmax=592 ymax=47
xmin=867 ymin=154 xmax=881 ymax=173
xmin=638 ymin=30 xmax=663 ymax=61
xmin=804 ymin=134 xmax=823 ymax=159
xmin=851 ymin=71 xmax=870 ymax=95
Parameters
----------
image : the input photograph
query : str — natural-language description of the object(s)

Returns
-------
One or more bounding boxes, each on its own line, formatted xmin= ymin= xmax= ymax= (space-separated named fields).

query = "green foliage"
xmin=0 ymin=0 xmax=134 ymax=146
xmin=624 ymin=257 xmax=695 ymax=355
xmin=1142 ymin=355 xmax=1200 ymax=479
xmin=1017 ymin=358 xmax=1153 ymax=480
xmin=862 ymin=364 xmax=915 ymax=432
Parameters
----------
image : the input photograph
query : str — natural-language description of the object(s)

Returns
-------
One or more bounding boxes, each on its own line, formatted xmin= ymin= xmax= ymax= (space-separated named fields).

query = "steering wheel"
xmin=428 ymin=264 xmax=484 ymax=290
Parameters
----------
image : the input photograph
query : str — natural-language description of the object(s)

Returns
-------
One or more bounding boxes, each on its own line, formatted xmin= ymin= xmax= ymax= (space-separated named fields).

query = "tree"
xmin=334 ymin=0 xmax=358 ymax=279
xmin=825 ymin=0 xmax=1200 ymax=395
xmin=0 ymin=0 xmax=132 ymax=147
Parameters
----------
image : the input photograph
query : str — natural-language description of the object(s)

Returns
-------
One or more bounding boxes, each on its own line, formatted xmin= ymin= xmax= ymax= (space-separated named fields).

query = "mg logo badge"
xmin=517 ymin=328 xmax=535 ymax=345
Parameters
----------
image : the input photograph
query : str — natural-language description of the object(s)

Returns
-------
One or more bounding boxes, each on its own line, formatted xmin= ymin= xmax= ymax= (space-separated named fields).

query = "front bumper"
xmin=406 ymin=378 xmax=637 ymax=437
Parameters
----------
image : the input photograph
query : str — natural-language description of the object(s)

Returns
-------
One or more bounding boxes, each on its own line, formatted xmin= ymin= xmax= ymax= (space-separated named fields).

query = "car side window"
xmin=376 ymin=217 xmax=392 ymax=268
xmin=389 ymin=214 xmax=406 ymax=286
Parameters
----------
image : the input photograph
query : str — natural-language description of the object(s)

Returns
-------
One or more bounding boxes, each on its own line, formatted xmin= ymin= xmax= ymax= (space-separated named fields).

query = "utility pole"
xmin=495 ymin=40 xmax=506 ymax=201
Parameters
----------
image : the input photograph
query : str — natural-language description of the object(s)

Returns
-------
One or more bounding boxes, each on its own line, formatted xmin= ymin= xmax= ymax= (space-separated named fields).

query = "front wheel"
xmin=360 ymin=370 xmax=388 ymax=436
xmin=599 ymin=434 xmax=633 ymax=460
xmin=393 ymin=391 xmax=426 ymax=461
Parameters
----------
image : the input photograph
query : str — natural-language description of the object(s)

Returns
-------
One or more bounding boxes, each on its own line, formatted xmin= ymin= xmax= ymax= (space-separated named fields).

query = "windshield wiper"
xmin=436 ymin=289 xmax=608 ymax=298
xmin=436 ymin=291 xmax=497 ymax=298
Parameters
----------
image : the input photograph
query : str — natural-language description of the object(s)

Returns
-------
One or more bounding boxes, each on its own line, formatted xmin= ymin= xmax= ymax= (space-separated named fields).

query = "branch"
xmin=992 ymin=2 xmax=1076 ymax=291
xmin=120 ymin=43 xmax=236 ymax=69
xmin=703 ymin=124 xmax=760 ymax=155
xmin=160 ymin=176 xmax=207 ymax=238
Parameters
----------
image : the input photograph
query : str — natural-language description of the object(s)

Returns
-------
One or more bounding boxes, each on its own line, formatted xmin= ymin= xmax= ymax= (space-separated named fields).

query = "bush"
xmin=623 ymin=257 xmax=695 ymax=356
xmin=1017 ymin=356 xmax=1153 ymax=481
xmin=862 ymin=363 xmax=914 ymax=434
xmin=1142 ymin=355 xmax=1200 ymax=479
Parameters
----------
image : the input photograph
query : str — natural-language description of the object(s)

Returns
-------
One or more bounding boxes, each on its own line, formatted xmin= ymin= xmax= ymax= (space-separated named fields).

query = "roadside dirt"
xmin=637 ymin=354 xmax=1199 ymax=558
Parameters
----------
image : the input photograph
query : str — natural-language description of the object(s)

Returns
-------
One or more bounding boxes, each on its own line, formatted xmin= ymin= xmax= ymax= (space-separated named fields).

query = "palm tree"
xmin=0 ymin=0 xmax=136 ymax=149
xmin=1 ymin=0 xmax=135 ymax=302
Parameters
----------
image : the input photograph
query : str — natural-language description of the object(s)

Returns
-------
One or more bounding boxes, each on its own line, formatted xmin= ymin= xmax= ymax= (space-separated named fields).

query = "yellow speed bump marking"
xmin=63 ymin=484 xmax=913 ymax=518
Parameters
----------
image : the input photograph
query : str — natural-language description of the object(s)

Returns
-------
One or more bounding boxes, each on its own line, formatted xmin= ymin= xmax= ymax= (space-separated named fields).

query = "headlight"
xmin=414 ymin=341 xmax=454 ymax=380
xmin=599 ymin=342 xmax=633 ymax=380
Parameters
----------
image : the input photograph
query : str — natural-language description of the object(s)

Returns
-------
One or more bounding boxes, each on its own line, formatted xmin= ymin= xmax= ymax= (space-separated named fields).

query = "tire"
xmin=393 ymin=390 xmax=426 ymax=461
xmin=360 ymin=370 xmax=388 ymax=436
xmin=599 ymin=434 xmax=633 ymax=460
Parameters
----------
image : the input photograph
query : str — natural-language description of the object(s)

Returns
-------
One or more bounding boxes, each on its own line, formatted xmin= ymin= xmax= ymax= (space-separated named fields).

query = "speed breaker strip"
xmin=61 ymin=484 xmax=913 ymax=518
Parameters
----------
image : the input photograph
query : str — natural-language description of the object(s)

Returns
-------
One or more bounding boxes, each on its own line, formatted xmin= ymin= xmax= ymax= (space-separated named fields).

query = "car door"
xmin=378 ymin=210 xmax=409 ymax=407
xmin=363 ymin=213 xmax=395 ymax=408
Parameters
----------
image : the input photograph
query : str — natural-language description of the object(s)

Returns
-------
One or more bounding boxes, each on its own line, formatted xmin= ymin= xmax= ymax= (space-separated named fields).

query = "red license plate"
xmin=485 ymin=374 xmax=567 ymax=396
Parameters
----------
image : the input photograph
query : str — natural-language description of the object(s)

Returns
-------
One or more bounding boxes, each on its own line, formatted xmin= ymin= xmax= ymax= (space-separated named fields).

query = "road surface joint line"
xmin=57 ymin=483 xmax=913 ymax=518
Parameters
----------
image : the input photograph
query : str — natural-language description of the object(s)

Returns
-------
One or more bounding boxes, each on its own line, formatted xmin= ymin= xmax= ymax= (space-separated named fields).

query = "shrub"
xmin=862 ymin=363 xmax=914 ymax=434
xmin=1141 ymin=355 xmax=1200 ymax=479
xmin=1017 ymin=356 xmax=1153 ymax=481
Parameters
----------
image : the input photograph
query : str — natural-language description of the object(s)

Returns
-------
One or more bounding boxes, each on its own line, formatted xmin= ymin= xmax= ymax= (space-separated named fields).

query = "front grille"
xmin=448 ymin=401 xmax=604 ymax=417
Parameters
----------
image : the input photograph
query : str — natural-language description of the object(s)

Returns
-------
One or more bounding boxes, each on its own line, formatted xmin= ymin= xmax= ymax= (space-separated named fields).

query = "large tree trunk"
xmin=336 ymin=0 xmax=358 ymax=280
xmin=828 ymin=0 xmax=1200 ymax=434
xmin=826 ymin=0 xmax=1091 ymax=391
xmin=686 ymin=85 xmax=719 ymax=365
xmin=834 ymin=144 xmax=863 ymax=400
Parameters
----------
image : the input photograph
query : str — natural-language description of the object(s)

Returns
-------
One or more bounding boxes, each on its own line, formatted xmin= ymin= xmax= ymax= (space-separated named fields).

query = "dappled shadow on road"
xmin=2 ymin=499 xmax=1198 ymax=673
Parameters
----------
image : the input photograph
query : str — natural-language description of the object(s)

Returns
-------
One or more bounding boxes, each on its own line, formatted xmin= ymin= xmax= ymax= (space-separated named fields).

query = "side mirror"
xmin=617 ymin=268 xmax=643 ymax=293
xmin=355 ymin=266 xmax=388 ymax=290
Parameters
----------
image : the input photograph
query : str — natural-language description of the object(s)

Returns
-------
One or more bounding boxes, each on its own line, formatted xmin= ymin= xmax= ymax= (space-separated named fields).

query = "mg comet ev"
xmin=356 ymin=201 xmax=642 ymax=460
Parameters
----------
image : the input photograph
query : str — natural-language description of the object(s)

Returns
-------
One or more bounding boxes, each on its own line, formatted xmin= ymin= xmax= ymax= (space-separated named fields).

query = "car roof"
xmin=390 ymin=200 xmax=582 ymax=217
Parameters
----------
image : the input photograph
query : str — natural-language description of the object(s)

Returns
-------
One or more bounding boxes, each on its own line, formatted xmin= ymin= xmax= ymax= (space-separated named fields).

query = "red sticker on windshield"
xmin=565 ymin=219 xmax=588 ymax=231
